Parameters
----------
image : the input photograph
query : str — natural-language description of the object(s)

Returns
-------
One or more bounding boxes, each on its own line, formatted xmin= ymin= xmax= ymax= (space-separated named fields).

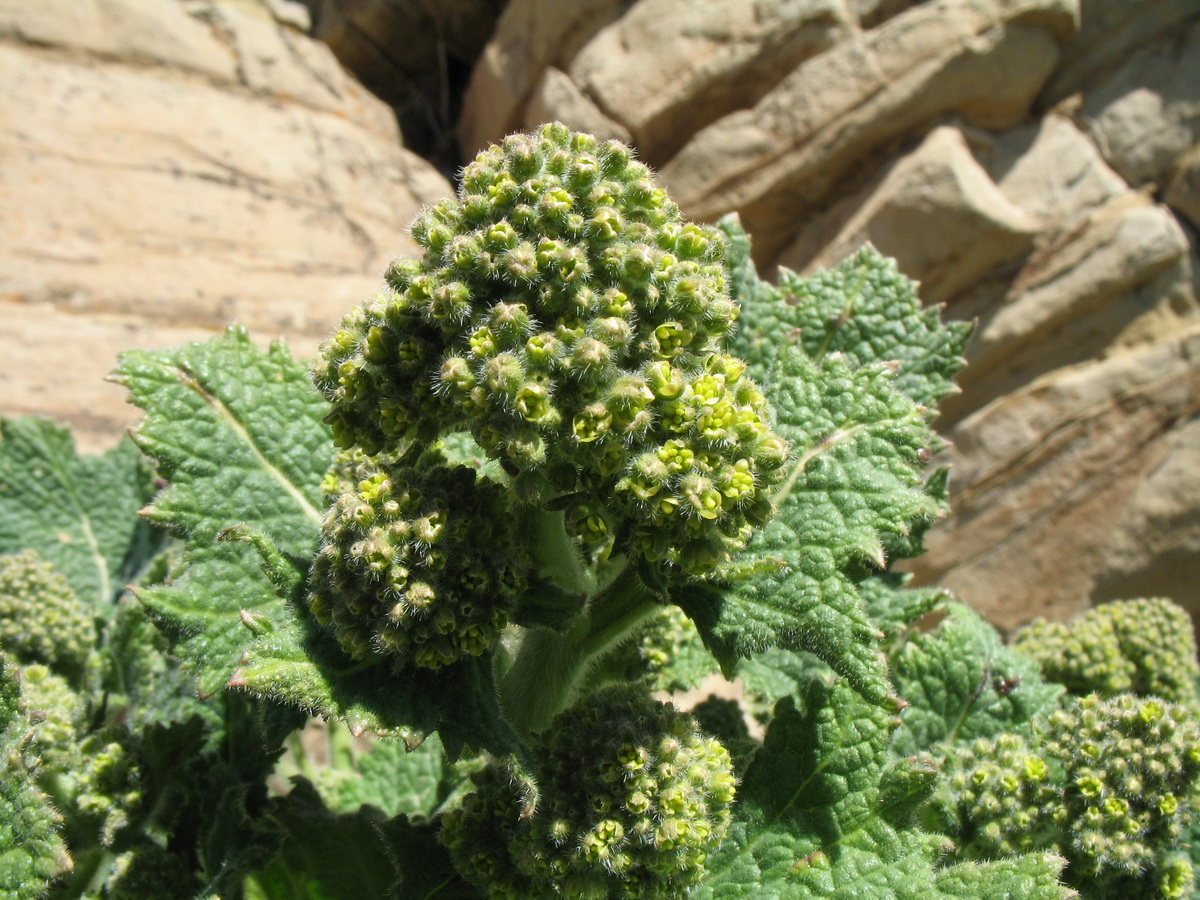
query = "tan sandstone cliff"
xmin=3 ymin=0 xmax=1197 ymax=627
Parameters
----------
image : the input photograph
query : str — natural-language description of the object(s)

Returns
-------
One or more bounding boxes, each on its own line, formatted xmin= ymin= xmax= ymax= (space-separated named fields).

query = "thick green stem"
xmin=499 ymin=563 xmax=660 ymax=737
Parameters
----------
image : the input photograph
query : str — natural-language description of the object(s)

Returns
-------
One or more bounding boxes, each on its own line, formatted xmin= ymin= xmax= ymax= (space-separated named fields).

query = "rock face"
xmin=2 ymin=0 xmax=1197 ymax=628
xmin=301 ymin=0 xmax=505 ymax=169
xmin=0 ymin=0 xmax=451 ymax=453
xmin=457 ymin=0 xmax=1200 ymax=626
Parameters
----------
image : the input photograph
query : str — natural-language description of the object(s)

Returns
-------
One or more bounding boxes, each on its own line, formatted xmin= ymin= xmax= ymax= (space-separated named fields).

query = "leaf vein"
xmin=170 ymin=362 xmax=322 ymax=527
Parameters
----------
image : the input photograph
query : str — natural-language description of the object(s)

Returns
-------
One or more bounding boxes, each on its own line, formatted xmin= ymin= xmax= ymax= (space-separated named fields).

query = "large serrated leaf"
xmin=244 ymin=780 xmax=401 ymax=900
xmin=685 ymin=351 xmax=939 ymax=705
xmin=889 ymin=603 xmax=1064 ymax=758
xmin=0 ymin=418 xmax=159 ymax=610
xmin=722 ymin=217 xmax=963 ymax=573
xmin=721 ymin=217 xmax=971 ymax=411
xmin=230 ymin=611 xmax=440 ymax=747
xmin=111 ymin=325 xmax=334 ymax=696
xmin=696 ymin=678 xmax=1070 ymax=899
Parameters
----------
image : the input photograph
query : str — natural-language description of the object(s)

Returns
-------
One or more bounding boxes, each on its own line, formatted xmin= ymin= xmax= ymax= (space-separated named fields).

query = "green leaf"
xmin=932 ymin=855 xmax=1074 ymax=899
xmin=100 ymin=599 xmax=221 ymax=735
xmin=230 ymin=611 xmax=430 ymax=745
xmin=722 ymin=218 xmax=963 ymax=578
xmin=232 ymin=608 xmax=520 ymax=756
xmin=0 ymin=418 xmax=160 ymax=611
xmin=378 ymin=815 xmax=480 ymax=900
xmin=880 ymin=465 xmax=951 ymax=564
xmin=246 ymin=780 xmax=400 ymax=900
xmin=327 ymin=733 xmax=479 ymax=820
xmin=858 ymin=574 xmax=950 ymax=644
xmin=696 ymin=678 xmax=1070 ymax=899
xmin=0 ymin=658 xmax=73 ymax=899
xmin=111 ymin=325 xmax=334 ymax=696
xmin=889 ymin=603 xmax=1063 ymax=758
xmin=737 ymin=647 xmax=828 ymax=722
xmin=685 ymin=351 xmax=939 ymax=705
xmin=246 ymin=779 xmax=480 ymax=900
xmin=721 ymin=217 xmax=971 ymax=411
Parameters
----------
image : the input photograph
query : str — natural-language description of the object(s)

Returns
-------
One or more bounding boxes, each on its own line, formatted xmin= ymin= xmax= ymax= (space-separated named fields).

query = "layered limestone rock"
xmin=457 ymin=0 xmax=631 ymax=159
xmin=1073 ymin=14 xmax=1200 ymax=187
xmin=0 ymin=0 xmax=451 ymax=452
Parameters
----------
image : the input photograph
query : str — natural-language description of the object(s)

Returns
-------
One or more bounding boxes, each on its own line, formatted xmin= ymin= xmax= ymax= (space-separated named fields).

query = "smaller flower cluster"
xmin=14 ymin=662 xmax=141 ymax=849
xmin=15 ymin=664 xmax=85 ymax=775
xmin=72 ymin=736 xmax=142 ymax=847
xmin=441 ymin=685 xmax=736 ymax=898
xmin=1013 ymin=598 xmax=1200 ymax=705
xmin=630 ymin=603 xmax=698 ymax=686
xmin=931 ymin=732 xmax=1064 ymax=859
xmin=308 ymin=448 xmax=531 ymax=669
xmin=931 ymin=694 xmax=1200 ymax=898
xmin=0 ymin=550 xmax=95 ymax=682
xmin=1044 ymin=694 xmax=1200 ymax=889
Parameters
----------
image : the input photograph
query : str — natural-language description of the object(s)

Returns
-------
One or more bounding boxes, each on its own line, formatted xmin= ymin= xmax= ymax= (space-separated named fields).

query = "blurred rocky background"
xmin=1 ymin=0 xmax=1196 ymax=628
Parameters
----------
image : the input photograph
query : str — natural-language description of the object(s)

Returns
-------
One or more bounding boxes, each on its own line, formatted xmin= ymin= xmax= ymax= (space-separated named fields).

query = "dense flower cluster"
xmin=312 ymin=123 xmax=786 ymax=574
xmin=441 ymin=685 xmax=735 ymax=898
xmin=308 ymin=448 xmax=531 ymax=668
xmin=1013 ymin=598 xmax=1200 ymax=705
xmin=0 ymin=550 xmax=94 ymax=681
xmin=931 ymin=694 xmax=1200 ymax=898
xmin=14 ymin=664 xmax=84 ymax=775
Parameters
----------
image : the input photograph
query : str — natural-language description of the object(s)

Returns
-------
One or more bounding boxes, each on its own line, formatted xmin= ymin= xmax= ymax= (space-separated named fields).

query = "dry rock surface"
xmin=3 ymin=0 xmax=1198 ymax=627
xmin=0 ymin=0 xmax=451 ymax=452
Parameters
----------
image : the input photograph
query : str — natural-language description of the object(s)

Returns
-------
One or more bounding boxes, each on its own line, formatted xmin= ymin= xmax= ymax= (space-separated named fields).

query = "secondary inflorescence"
xmin=311 ymin=123 xmax=786 ymax=575
xmin=932 ymin=693 xmax=1200 ymax=898
xmin=307 ymin=447 xmax=532 ymax=669
xmin=0 ymin=550 xmax=95 ymax=683
xmin=1013 ymin=598 xmax=1200 ymax=706
xmin=441 ymin=685 xmax=736 ymax=898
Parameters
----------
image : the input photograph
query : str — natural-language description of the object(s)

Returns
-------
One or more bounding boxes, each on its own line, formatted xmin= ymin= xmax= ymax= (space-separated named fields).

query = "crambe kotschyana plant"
xmin=3 ymin=123 xmax=1199 ymax=899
